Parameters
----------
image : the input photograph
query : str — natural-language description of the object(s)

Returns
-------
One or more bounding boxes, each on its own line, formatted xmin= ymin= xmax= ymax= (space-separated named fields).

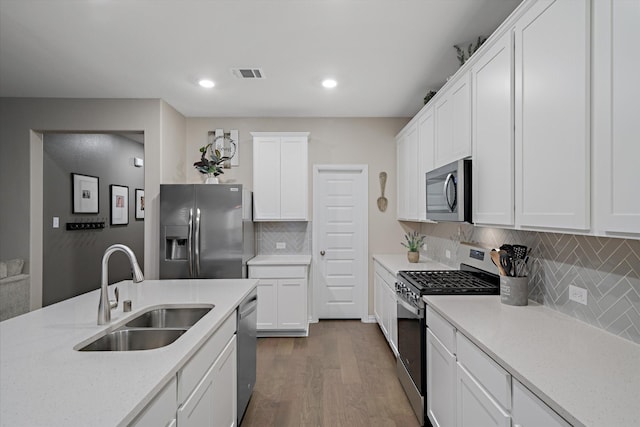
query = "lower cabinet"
xmin=426 ymin=329 xmax=456 ymax=427
xmin=249 ymin=264 xmax=309 ymax=336
xmin=373 ymin=260 xmax=398 ymax=356
xmin=456 ymin=363 xmax=510 ymax=427
xmin=130 ymin=377 xmax=177 ymax=427
xmin=512 ymin=380 xmax=570 ymax=427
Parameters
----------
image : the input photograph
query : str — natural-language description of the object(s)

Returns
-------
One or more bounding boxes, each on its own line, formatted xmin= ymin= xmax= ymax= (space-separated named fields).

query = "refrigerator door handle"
xmin=187 ymin=208 xmax=194 ymax=278
xmin=195 ymin=208 xmax=201 ymax=277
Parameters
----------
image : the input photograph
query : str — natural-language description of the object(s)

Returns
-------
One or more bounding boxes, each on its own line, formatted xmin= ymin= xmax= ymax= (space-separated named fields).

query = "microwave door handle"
xmin=444 ymin=173 xmax=457 ymax=212
xmin=187 ymin=208 xmax=194 ymax=278
xmin=194 ymin=208 xmax=201 ymax=278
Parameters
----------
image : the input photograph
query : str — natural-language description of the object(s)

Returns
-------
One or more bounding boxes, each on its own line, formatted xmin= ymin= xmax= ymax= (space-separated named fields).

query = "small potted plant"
xmin=402 ymin=231 xmax=425 ymax=263
xmin=193 ymin=143 xmax=230 ymax=183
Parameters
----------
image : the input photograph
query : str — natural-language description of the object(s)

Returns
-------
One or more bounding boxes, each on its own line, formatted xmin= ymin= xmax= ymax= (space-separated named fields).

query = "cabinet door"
xmin=253 ymin=137 xmax=281 ymax=220
xmin=514 ymin=0 xmax=590 ymax=230
xmin=280 ymin=136 xmax=308 ymax=220
xmin=178 ymin=336 xmax=237 ymax=427
xmin=512 ymin=380 xmax=570 ymax=427
xmin=396 ymin=124 xmax=418 ymax=221
xmin=435 ymin=72 xmax=471 ymax=168
xmin=593 ymin=0 xmax=640 ymax=234
xmin=131 ymin=377 xmax=177 ymax=427
xmin=456 ymin=363 xmax=510 ymax=427
xmin=256 ymin=279 xmax=277 ymax=330
xmin=427 ymin=329 xmax=456 ymax=427
xmin=387 ymin=283 xmax=398 ymax=356
xmin=418 ymin=108 xmax=435 ymax=221
xmin=277 ymin=279 xmax=307 ymax=330
xmin=472 ymin=30 xmax=515 ymax=226
xmin=373 ymin=271 xmax=386 ymax=332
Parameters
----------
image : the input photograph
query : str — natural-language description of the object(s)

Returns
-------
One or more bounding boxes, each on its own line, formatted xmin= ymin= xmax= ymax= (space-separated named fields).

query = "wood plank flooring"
xmin=240 ymin=320 xmax=420 ymax=427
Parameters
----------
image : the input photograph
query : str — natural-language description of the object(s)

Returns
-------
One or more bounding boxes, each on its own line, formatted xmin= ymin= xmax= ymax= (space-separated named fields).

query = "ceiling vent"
xmin=231 ymin=68 xmax=265 ymax=79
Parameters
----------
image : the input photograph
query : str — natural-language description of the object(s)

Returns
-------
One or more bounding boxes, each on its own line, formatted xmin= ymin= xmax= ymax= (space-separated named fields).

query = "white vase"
xmin=205 ymin=174 xmax=219 ymax=184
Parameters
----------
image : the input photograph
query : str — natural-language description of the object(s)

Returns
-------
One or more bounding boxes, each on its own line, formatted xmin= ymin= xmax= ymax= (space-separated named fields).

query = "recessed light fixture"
xmin=322 ymin=79 xmax=337 ymax=89
xmin=198 ymin=79 xmax=215 ymax=88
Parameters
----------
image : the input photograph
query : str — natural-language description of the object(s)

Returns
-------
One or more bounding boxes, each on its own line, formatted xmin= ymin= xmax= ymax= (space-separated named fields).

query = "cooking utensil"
xmin=512 ymin=244 xmax=528 ymax=260
xmin=514 ymin=259 xmax=528 ymax=277
xmin=491 ymin=250 xmax=507 ymax=276
xmin=377 ymin=172 xmax=388 ymax=212
xmin=499 ymin=250 xmax=513 ymax=277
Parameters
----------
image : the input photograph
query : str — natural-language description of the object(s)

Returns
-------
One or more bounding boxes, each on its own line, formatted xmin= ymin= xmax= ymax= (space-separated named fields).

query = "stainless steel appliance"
xmin=396 ymin=244 xmax=499 ymax=426
xmin=237 ymin=288 xmax=257 ymax=424
xmin=159 ymin=184 xmax=254 ymax=279
xmin=426 ymin=159 xmax=471 ymax=222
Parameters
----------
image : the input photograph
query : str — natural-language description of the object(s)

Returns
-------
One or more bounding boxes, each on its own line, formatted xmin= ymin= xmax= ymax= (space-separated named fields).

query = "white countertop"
xmin=248 ymin=254 xmax=312 ymax=265
xmin=424 ymin=295 xmax=640 ymax=427
xmin=0 ymin=278 xmax=258 ymax=427
xmin=372 ymin=253 xmax=453 ymax=274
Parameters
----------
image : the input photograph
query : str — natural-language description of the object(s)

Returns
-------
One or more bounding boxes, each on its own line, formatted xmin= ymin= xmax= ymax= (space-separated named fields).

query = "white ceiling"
xmin=0 ymin=0 xmax=522 ymax=118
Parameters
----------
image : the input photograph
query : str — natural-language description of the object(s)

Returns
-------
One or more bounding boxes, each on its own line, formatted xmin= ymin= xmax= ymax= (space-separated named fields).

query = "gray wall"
xmin=42 ymin=133 xmax=144 ymax=306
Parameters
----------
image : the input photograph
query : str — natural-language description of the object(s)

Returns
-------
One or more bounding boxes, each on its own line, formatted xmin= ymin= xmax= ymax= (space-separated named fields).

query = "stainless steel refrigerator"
xmin=159 ymin=184 xmax=254 ymax=279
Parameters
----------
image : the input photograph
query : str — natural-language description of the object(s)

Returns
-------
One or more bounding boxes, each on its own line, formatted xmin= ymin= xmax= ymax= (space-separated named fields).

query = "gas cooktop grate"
xmin=398 ymin=270 xmax=499 ymax=295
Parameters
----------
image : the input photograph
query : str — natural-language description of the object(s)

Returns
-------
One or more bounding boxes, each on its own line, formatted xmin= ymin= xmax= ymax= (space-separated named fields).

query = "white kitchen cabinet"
xmin=514 ymin=0 xmax=590 ymax=230
xmin=592 ymin=0 xmax=640 ymax=235
xmin=178 ymin=336 xmax=237 ymax=427
xmin=512 ymin=379 xmax=570 ymax=427
xmin=456 ymin=363 xmax=511 ymax=427
xmin=396 ymin=122 xmax=419 ymax=221
xmin=426 ymin=329 xmax=456 ymax=427
xmin=373 ymin=260 xmax=398 ymax=356
xmin=249 ymin=264 xmax=309 ymax=335
xmin=418 ymin=107 xmax=435 ymax=221
xmin=252 ymin=132 xmax=309 ymax=221
xmin=130 ymin=377 xmax=177 ymax=427
xmin=434 ymin=71 xmax=471 ymax=169
xmin=472 ymin=30 xmax=515 ymax=227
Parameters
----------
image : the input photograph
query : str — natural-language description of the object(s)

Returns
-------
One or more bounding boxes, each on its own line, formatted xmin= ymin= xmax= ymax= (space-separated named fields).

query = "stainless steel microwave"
xmin=425 ymin=159 xmax=471 ymax=222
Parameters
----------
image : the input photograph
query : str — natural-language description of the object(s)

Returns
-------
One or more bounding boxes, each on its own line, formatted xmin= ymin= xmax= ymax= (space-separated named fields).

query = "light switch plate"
xmin=53 ymin=217 xmax=59 ymax=228
xmin=569 ymin=285 xmax=588 ymax=305
xmin=445 ymin=249 xmax=451 ymax=259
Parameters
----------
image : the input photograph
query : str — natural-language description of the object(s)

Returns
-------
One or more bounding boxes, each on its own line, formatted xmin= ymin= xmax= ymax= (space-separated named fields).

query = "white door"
xmin=313 ymin=165 xmax=368 ymax=320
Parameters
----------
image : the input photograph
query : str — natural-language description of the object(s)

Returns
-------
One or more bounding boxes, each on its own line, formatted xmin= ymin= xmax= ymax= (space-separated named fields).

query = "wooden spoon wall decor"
xmin=377 ymin=172 xmax=388 ymax=212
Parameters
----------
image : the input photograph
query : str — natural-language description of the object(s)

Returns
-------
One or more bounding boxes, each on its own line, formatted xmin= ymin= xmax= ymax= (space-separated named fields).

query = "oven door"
xmin=397 ymin=296 xmax=425 ymax=395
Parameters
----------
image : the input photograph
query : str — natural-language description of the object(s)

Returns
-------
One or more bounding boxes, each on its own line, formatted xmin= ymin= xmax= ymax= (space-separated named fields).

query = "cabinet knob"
xmin=320 ymin=250 xmax=325 ymax=256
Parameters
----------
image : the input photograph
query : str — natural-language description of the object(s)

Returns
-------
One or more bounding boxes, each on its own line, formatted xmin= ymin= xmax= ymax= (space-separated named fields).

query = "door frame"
xmin=311 ymin=164 xmax=368 ymax=323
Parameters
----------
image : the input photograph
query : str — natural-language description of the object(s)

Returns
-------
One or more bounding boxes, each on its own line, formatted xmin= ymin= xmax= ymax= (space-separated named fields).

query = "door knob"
xmin=320 ymin=250 xmax=325 ymax=256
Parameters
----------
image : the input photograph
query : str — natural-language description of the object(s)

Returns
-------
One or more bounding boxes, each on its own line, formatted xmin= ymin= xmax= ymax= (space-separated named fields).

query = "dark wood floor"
xmin=240 ymin=320 xmax=420 ymax=427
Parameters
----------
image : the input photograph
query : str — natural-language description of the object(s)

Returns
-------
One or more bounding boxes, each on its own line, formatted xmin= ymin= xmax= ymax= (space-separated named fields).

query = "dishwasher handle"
xmin=239 ymin=298 xmax=258 ymax=319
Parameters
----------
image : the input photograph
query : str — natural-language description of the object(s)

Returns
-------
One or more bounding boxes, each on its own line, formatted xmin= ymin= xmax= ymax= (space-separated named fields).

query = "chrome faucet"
xmin=98 ymin=244 xmax=144 ymax=325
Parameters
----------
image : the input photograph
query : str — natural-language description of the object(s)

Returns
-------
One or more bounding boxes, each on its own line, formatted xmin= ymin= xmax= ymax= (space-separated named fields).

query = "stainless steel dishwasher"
xmin=237 ymin=288 xmax=257 ymax=424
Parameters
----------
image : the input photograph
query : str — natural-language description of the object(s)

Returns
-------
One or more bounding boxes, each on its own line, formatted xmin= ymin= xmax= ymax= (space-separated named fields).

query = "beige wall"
xmin=160 ymin=100 xmax=187 ymax=184
xmin=0 ymin=98 xmax=186 ymax=308
xmin=186 ymin=117 xmax=410 ymax=314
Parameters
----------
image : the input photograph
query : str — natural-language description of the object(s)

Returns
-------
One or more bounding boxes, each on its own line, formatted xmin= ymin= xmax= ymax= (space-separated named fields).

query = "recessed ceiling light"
xmin=198 ymin=79 xmax=215 ymax=88
xmin=322 ymin=79 xmax=337 ymax=89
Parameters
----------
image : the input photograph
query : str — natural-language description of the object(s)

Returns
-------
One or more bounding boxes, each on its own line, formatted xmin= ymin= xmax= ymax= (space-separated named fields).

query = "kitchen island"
xmin=0 ymin=278 xmax=258 ymax=426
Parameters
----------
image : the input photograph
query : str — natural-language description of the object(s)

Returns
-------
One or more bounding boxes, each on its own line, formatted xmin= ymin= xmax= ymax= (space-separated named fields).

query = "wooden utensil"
xmin=377 ymin=172 xmax=388 ymax=212
xmin=490 ymin=250 xmax=507 ymax=276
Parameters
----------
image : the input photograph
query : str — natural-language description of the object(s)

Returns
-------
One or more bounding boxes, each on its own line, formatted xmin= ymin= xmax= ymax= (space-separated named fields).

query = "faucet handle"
xmin=110 ymin=287 xmax=119 ymax=310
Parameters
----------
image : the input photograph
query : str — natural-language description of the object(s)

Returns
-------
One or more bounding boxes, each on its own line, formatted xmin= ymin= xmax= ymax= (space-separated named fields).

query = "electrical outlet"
xmin=422 ymin=243 xmax=427 ymax=251
xmin=569 ymin=285 xmax=588 ymax=305
xmin=445 ymin=249 xmax=451 ymax=259
xmin=52 ymin=217 xmax=59 ymax=228
xmin=276 ymin=242 xmax=286 ymax=249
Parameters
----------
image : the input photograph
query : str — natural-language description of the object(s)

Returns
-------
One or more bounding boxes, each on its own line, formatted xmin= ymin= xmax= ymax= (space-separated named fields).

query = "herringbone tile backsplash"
xmin=256 ymin=222 xmax=311 ymax=255
xmin=418 ymin=222 xmax=640 ymax=344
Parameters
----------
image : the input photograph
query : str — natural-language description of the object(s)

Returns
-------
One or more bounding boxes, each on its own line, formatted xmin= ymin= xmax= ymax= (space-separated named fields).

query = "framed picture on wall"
xmin=135 ymin=189 xmax=145 ymax=220
xmin=72 ymin=173 xmax=99 ymax=214
xmin=110 ymin=185 xmax=129 ymax=225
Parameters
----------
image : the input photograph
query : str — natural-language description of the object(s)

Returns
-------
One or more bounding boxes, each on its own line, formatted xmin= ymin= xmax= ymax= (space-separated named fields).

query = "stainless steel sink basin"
xmin=124 ymin=305 xmax=214 ymax=328
xmin=78 ymin=329 xmax=186 ymax=352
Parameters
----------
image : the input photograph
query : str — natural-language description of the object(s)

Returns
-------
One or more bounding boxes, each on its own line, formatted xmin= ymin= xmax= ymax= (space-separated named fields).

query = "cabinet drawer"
xmin=177 ymin=311 xmax=236 ymax=404
xmin=512 ymin=379 xmax=570 ymax=427
xmin=249 ymin=265 xmax=306 ymax=279
xmin=456 ymin=332 xmax=511 ymax=410
xmin=427 ymin=306 xmax=456 ymax=354
xmin=130 ymin=377 xmax=177 ymax=427
xmin=374 ymin=261 xmax=396 ymax=290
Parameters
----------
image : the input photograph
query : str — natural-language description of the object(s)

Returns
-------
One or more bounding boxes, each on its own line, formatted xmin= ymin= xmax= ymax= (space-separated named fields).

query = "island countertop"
xmin=0 ymin=278 xmax=258 ymax=427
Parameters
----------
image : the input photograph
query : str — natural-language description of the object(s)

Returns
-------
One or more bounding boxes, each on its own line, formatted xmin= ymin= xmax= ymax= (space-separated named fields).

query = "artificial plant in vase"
xmin=402 ymin=231 xmax=426 ymax=263
xmin=193 ymin=143 xmax=230 ymax=183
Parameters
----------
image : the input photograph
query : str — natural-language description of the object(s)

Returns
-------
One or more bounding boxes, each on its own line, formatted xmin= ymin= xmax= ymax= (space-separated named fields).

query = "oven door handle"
xmin=396 ymin=295 xmax=423 ymax=317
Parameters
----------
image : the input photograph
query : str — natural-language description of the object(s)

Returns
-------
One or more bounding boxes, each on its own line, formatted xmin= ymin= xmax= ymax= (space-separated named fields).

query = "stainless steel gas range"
xmin=395 ymin=244 xmax=500 ymax=427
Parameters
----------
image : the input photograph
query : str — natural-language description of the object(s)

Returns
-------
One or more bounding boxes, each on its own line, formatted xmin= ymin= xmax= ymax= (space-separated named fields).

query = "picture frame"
xmin=110 ymin=185 xmax=129 ymax=225
xmin=135 ymin=189 xmax=145 ymax=220
xmin=72 ymin=173 xmax=99 ymax=214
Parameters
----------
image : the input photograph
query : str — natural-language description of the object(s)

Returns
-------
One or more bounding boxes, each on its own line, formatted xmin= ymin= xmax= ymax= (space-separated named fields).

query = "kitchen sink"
xmin=124 ymin=305 xmax=214 ymax=328
xmin=78 ymin=328 xmax=187 ymax=352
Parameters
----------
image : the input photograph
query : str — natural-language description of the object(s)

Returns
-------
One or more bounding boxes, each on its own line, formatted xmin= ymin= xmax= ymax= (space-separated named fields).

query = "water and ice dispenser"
xmin=164 ymin=225 xmax=188 ymax=261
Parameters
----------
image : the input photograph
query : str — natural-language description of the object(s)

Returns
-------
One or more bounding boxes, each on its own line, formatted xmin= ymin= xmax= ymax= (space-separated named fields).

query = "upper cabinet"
xmin=472 ymin=30 xmax=514 ymax=227
xmin=418 ymin=108 xmax=435 ymax=221
xmin=592 ymin=0 xmax=640 ymax=235
xmin=514 ymin=0 xmax=590 ymax=230
xmin=434 ymin=71 xmax=472 ymax=169
xmin=252 ymin=132 xmax=309 ymax=221
xmin=396 ymin=123 xmax=419 ymax=221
